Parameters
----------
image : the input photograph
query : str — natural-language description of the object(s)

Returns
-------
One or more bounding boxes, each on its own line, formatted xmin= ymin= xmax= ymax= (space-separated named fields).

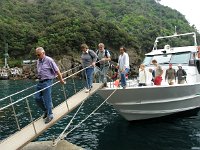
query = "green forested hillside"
xmin=0 ymin=0 xmax=199 ymax=62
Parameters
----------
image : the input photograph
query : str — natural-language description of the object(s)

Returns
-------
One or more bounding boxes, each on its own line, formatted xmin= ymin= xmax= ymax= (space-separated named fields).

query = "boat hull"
xmin=97 ymin=83 xmax=200 ymax=121
xmin=0 ymin=76 xmax=9 ymax=80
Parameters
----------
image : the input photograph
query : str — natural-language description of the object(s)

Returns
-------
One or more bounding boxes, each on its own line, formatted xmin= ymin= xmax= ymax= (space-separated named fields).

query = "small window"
xmin=170 ymin=52 xmax=190 ymax=64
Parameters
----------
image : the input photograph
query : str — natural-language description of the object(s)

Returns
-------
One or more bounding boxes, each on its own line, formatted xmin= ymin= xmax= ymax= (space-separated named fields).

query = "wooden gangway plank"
xmin=0 ymin=83 xmax=103 ymax=150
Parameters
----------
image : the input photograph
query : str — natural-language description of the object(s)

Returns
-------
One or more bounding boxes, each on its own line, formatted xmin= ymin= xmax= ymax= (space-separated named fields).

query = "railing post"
xmin=72 ymin=77 xmax=77 ymax=94
xmin=70 ymin=68 xmax=77 ymax=94
xmin=62 ymin=84 xmax=69 ymax=110
xmin=10 ymin=97 xmax=21 ymax=131
xmin=25 ymin=97 xmax=37 ymax=135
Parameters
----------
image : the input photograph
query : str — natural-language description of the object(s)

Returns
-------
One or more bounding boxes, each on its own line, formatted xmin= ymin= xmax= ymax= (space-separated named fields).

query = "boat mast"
xmin=4 ymin=43 xmax=9 ymax=68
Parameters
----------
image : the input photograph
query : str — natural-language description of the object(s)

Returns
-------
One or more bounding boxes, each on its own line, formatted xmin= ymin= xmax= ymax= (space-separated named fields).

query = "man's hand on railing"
xmin=60 ymin=79 xmax=65 ymax=84
xmin=92 ymin=62 xmax=96 ymax=67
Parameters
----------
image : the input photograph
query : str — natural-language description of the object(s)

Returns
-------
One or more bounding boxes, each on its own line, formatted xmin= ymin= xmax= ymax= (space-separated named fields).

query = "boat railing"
xmin=105 ymin=77 xmax=138 ymax=89
xmin=0 ymin=63 xmax=100 ymax=139
xmin=153 ymin=32 xmax=197 ymax=50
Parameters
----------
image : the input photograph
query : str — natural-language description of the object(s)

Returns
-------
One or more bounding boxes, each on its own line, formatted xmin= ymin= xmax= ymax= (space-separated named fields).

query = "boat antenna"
xmin=153 ymin=38 xmax=158 ymax=50
xmin=174 ymin=26 xmax=177 ymax=35
xmin=4 ymin=43 xmax=9 ymax=69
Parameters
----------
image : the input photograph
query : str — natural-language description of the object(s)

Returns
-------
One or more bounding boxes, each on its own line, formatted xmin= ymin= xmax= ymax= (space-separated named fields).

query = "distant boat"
xmin=0 ymin=71 xmax=9 ymax=80
xmin=98 ymin=32 xmax=200 ymax=121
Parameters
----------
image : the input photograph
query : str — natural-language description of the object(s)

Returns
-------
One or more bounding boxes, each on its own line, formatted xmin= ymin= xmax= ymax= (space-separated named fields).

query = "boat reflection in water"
xmin=98 ymin=32 xmax=200 ymax=121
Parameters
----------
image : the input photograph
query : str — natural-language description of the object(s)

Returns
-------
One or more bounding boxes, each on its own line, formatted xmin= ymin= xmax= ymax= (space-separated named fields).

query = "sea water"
xmin=1 ymin=80 xmax=200 ymax=150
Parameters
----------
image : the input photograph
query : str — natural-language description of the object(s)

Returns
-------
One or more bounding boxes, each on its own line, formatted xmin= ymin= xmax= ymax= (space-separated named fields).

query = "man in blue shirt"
xmin=35 ymin=47 xmax=64 ymax=124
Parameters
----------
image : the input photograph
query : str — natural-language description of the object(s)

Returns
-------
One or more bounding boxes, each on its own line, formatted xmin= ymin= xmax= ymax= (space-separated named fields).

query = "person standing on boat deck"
xmin=146 ymin=68 xmax=154 ymax=86
xmin=198 ymin=46 xmax=200 ymax=58
xmin=118 ymin=46 xmax=130 ymax=89
xmin=138 ymin=64 xmax=147 ymax=86
xmin=96 ymin=43 xmax=111 ymax=87
xmin=148 ymin=68 xmax=154 ymax=84
xmin=165 ymin=63 xmax=176 ymax=85
xmin=176 ymin=64 xmax=187 ymax=84
xmin=152 ymin=59 xmax=163 ymax=85
xmin=80 ymin=44 xmax=97 ymax=93
xmin=35 ymin=47 xmax=65 ymax=124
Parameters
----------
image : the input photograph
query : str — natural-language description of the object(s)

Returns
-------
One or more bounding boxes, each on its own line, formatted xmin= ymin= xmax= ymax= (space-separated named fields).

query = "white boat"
xmin=0 ymin=70 xmax=9 ymax=80
xmin=98 ymin=32 xmax=200 ymax=121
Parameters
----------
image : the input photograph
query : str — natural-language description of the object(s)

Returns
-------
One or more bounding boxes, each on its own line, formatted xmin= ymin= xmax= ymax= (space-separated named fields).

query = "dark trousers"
xmin=139 ymin=83 xmax=146 ymax=86
xmin=35 ymin=79 xmax=53 ymax=117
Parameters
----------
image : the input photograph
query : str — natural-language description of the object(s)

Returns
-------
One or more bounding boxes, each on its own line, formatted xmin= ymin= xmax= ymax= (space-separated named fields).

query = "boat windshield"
xmin=170 ymin=52 xmax=190 ymax=64
xmin=143 ymin=52 xmax=191 ymax=65
xmin=152 ymin=54 xmax=172 ymax=64
xmin=143 ymin=54 xmax=172 ymax=65
xmin=143 ymin=56 xmax=153 ymax=65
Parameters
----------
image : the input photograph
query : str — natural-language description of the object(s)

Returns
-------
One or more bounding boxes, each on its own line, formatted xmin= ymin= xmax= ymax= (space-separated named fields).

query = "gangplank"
xmin=0 ymin=83 xmax=103 ymax=150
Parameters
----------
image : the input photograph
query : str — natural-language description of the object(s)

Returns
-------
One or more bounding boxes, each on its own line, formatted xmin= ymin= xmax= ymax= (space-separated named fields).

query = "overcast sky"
xmin=160 ymin=0 xmax=200 ymax=32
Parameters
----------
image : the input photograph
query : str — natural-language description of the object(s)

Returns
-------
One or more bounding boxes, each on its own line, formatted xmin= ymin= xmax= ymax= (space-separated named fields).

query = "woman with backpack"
xmin=80 ymin=44 xmax=97 ymax=93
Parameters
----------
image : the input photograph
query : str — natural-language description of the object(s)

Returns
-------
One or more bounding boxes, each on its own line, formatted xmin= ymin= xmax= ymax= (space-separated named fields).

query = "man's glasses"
xmin=36 ymin=53 xmax=41 ymax=57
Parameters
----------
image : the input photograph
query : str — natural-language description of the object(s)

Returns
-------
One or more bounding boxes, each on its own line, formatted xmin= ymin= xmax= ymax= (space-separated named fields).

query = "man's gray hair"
xmin=98 ymin=43 xmax=104 ymax=47
xmin=36 ymin=47 xmax=45 ymax=52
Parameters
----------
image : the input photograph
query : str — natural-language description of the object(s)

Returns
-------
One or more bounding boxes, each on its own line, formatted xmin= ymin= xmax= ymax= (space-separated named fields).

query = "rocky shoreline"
xmin=0 ymin=53 xmax=140 ymax=80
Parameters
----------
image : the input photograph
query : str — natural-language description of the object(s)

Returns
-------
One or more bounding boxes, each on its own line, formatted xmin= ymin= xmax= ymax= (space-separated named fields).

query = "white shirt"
xmin=118 ymin=52 xmax=130 ymax=71
xmin=146 ymin=71 xmax=153 ymax=85
xmin=139 ymin=69 xmax=146 ymax=84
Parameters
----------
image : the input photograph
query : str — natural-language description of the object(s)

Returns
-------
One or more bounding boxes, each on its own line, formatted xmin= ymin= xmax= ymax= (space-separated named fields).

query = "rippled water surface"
xmin=1 ymin=80 xmax=200 ymax=150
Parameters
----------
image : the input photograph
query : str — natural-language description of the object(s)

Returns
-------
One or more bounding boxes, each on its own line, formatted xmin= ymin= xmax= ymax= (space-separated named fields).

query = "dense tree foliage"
xmin=0 ymin=0 xmax=199 ymax=61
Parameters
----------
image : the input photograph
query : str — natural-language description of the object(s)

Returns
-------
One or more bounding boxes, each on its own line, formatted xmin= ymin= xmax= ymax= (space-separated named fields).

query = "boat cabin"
xmin=143 ymin=45 xmax=200 ymax=84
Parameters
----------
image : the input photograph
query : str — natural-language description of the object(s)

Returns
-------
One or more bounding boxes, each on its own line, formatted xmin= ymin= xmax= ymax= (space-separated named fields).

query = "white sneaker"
xmin=85 ymin=89 xmax=90 ymax=93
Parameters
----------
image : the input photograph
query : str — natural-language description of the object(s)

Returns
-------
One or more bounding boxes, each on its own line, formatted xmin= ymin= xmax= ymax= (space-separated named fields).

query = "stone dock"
xmin=22 ymin=140 xmax=84 ymax=150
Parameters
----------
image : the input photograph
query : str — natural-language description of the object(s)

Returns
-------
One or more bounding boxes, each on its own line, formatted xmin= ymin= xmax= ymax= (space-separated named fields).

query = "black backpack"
xmin=96 ymin=49 xmax=109 ymax=58
xmin=96 ymin=49 xmax=110 ymax=68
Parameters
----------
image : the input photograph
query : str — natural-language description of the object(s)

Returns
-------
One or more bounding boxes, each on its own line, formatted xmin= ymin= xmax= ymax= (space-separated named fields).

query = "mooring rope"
xmin=54 ymin=98 xmax=86 ymax=143
xmin=53 ymin=88 xmax=118 ymax=146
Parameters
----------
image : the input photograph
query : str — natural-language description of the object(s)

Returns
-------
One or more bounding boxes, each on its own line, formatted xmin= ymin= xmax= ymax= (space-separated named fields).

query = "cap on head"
xmin=178 ymin=64 xmax=182 ymax=67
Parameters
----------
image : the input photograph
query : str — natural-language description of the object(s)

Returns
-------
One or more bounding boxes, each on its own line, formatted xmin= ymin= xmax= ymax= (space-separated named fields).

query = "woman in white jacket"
xmin=138 ymin=64 xmax=148 ymax=86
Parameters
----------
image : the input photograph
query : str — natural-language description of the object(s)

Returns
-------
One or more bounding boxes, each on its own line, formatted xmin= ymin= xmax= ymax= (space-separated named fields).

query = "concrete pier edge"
xmin=21 ymin=140 xmax=84 ymax=150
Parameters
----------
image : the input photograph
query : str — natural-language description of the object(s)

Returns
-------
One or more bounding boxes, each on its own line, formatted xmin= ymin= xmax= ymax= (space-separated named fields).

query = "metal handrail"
xmin=153 ymin=32 xmax=197 ymax=50
xmin=0 ymin=59 xmax=104 ymax=148
xmin=0 ymin=62 xmax=100 ymax=111
xmin=0 ymin=65 xmax=81 ymax=103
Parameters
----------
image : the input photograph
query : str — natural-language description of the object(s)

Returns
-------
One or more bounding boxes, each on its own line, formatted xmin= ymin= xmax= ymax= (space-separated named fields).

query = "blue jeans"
xmin=120 ymin=68 xmax=129 ymax=88
xmin=94 ymin=67 xmax=101 ymax=83
xmin=100 ymin=65 xmax=109 ymax=83
xmin=35 ymin=79 xmax=53 ymax=117
xmin=85 ymin=67 xmax=94 ymax=89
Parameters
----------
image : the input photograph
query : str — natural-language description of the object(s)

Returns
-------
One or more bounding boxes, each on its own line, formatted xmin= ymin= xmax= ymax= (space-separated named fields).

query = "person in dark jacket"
xmin=176 ymin=64 xmax=187 ymax=84
xmin=165 ymin=64 xmax=176 ymax=85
